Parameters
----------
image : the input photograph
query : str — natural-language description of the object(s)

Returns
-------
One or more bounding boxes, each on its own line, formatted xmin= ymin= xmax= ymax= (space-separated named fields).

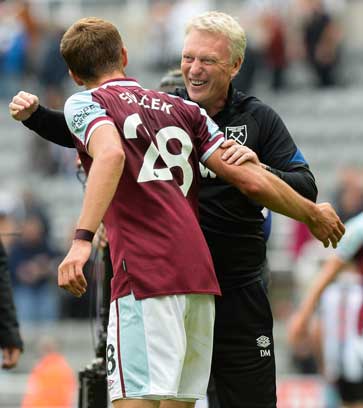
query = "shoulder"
xmin=64 ymin=89 xmax=95 ymax=113
xmin=172 ymin=87 xmax=189 ymax=100
xmin=64 ymin=89 xmax=105 ymax=135
xmin=163 ymin=90 xmax=207 ymax=121
xmin=336 ymin=212 xmax=363 ymax=260
xmin=233 ymin=92 xmax=281 ymax=122
xmin=345 ymin=213 xmax=363 ymax=234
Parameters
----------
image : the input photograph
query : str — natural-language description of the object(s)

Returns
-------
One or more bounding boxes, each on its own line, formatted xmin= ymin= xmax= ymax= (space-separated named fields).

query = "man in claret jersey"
xmin=9 ymin=17 xmax=344 ymax=408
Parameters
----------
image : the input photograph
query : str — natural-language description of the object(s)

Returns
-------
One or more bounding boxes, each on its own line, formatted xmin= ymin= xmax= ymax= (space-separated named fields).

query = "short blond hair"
xmin=185 ymin=11 xmax=247 ymax=64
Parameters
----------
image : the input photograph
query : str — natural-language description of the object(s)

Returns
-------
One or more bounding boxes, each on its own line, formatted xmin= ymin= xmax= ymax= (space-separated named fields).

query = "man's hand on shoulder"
xmin=9 ymin=91 xmax=39 ymax=121
xmin=220 ymin=139 xmax=260 ymax=166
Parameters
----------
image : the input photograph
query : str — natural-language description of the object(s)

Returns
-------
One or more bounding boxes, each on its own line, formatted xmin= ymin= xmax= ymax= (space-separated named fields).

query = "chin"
xmin=188 ymin=90 xmax=204 ymax=104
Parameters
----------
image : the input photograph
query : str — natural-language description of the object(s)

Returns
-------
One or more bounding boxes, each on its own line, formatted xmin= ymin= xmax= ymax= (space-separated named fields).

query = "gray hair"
xmin=185 ymin=11 xmax=247 ymax=64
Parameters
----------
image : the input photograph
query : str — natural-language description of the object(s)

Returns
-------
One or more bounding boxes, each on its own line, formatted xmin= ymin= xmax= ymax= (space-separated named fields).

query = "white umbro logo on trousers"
xmin=256 ymin=335 xmax=271 ymax=357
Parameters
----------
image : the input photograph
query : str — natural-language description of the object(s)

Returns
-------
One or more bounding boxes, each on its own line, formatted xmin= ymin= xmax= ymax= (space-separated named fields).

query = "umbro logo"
xmin=256 ymin=335 xmax=271 ymax=357
xmin=256 ymin=335 xmax=271 ymax=348
xmin=225 ymin=125 xmax=247 ymax=145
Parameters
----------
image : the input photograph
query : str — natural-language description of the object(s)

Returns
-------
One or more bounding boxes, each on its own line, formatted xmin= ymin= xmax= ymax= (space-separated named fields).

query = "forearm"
xmin=267 ymin=165 xmax=318 ymax=203
xmin=230 ymin=163 xmax=319 ymax=224
xmin=77 ymin=148 xmax=125 ymax=232
xmin=206 ymin=153 xmax=318 ymax=223
xmin=23 ymin=105 xmax=75 ymax=148
xmin=297 ymin=256 xmax=345 ymax=325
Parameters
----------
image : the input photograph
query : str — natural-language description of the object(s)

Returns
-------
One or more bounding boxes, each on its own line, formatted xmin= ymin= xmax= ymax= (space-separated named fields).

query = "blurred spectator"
xmin=17 ymin=0 xmax=40 ymax=73
xmin=0 ymin=1 xmax=27 ymax=99
xmin=260 ymin=9 xmax=288 ymax=91
xmin=289 ymin=211 xmax=363 ymax=406
xmin=0 ymin=190 xmax=23 ymax=249
xmin=290 ymin=221 xmax=314 ymax=261
xmin=22 ymin=336 xmax=76 ymax=407
xmin=315 ymin=271 xmax=363 ymax=407
xmin=301 ymin=0 xmax=343 ymax=87
xmin=289 ymin=240 xmax=334 ymax=375
xmin=146 ymin=0 xmax=173 ymax=71
xmin=0 ymin=1 xmax=40 ymax=99
xmin=147 ymin=0 xmax=210 ymax=71
xmin=333 ymin=167 xmax=363 ymax=223
xmin=8 ymin=214 xmax=60 ymax=322
xmin=232 ymin=45 xmax=260 ymax=94
xmin=0 ymin=237 xmax=23 ymax=369
xmin=21 ymin=190 xmax=51 ymax=239
xmin=232 ymin=2 xmax=267 ymax=94
xmin=37 ymin=27 xmax=68 ymax=109
xmin=29 ymin=23 xmax=76 ymax=178
xmin=159 ymin=67 xmax=184 ymax=92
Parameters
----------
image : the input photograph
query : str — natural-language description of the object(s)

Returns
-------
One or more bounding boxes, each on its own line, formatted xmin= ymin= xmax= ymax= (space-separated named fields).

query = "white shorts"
xmin=106 ymin=292 xmax=215 ymax=402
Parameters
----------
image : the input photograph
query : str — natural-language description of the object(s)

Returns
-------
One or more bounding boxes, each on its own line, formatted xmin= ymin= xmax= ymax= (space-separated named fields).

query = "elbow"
xmin=225 ymin=162 xmax=268 ymax=199
xmin=242 ymin=180 xmax=266 ymax=200
xmin=310 ymin=184 xmax=318 ymax=203
xmin=234 ymin=173 xmax=266 ymax=199
xmin=101 ymin=146 xmax=125 ymax=168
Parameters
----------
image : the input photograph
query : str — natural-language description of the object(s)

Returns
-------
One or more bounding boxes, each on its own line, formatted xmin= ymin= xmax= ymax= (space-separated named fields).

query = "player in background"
xmin=289 ymin=212 xmax=363 ymax=407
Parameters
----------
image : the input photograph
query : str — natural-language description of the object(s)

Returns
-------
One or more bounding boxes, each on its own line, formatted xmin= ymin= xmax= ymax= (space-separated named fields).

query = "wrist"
xmin=261 ymin=163 xmax=272 ymax=172
xmin=74 ymin=228 xmax=94 ymax=242
xmin=305 ymin=202 xmax=320 ymax=226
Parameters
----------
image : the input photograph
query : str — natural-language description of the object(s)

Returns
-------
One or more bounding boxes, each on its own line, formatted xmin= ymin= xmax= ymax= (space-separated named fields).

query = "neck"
xmin=204 ymin=92 xmax=229 ymax=117
xmin=84 ymin=70 xmax=126 ymax=89
xmin=205 ymin=99 xmax=226 ymax=117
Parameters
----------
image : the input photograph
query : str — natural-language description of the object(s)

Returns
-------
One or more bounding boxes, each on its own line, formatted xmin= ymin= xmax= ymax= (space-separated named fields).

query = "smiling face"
xmin=181 ymin=29 xmax=242 ymax=117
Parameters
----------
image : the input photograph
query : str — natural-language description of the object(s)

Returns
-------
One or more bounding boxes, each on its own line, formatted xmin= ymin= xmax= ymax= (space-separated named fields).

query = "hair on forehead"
xmin=185 ymin=11 xmax=247 ymax=63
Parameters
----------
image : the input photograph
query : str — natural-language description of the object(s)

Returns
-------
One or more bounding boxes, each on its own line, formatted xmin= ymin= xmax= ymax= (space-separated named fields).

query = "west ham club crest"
xmin=225 ymin=125 xmax=247 ymax=145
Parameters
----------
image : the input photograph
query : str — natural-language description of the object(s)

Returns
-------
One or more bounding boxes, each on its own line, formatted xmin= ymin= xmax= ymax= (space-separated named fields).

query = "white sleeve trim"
xmin=200 ymin=135 xmax=224 ymax=163
xmin=85 ymin=119 xmax=116 ymax=152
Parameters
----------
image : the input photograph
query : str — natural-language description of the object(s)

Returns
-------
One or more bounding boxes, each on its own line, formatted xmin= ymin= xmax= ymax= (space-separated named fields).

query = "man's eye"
xmin=183 ymin=55 xmax=193 ymax=62
xmin=202 ymin=59 xmax=216 ymax=65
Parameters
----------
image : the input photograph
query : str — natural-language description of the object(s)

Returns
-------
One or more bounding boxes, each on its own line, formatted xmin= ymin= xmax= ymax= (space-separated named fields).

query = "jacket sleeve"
xmin=0 ymin=240 xmax=23 ymax=350
xmin=267 ymin=163 xmax=317 ymax=203
xmin=257 ymin=105 xmax=318 ymax=203
xmin=22 ymin=105 xmax=75 ymax=148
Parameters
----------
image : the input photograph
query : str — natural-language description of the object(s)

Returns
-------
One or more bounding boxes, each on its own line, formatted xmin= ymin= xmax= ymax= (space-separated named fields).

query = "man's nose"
xmin=190 ymin=59 xmax=203 ymax=74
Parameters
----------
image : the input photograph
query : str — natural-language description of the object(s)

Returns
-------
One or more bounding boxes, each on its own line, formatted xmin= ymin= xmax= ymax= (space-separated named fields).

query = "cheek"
xmin=180 ymin=64 xmax=188 ymax=77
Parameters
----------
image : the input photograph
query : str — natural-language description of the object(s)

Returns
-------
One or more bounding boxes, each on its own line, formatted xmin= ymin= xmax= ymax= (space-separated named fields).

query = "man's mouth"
xmin=190 ymin=79 xmax=207 ymax=87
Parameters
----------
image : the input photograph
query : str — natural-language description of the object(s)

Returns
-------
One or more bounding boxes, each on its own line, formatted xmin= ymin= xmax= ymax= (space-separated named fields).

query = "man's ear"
xmin=121 ymin=47 xmax=128 ymax=68
xmin=69 ymin=69 xmax=84 ymax=86
xmin=231 ymin=56 xmax=243 ymax=79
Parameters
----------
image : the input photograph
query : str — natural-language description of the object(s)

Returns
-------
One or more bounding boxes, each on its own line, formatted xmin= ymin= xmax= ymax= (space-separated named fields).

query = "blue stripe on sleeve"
xmin=289 ymin=148 xmax=307 ymax=164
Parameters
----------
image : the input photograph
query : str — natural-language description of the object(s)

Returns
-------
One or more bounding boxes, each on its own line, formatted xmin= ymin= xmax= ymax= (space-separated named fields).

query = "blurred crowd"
xmin=147 ymin=0 xmax=346 ymax=92
xmin=0 ymin=188 xmax=100 ymax=325
xmin=0 ymin=0 xmax=348 ymax=101
xmin=0 ymin=0 xmax=76 ymax=177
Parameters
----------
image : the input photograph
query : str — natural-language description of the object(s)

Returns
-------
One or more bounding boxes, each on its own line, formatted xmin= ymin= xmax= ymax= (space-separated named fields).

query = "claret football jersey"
xmin=64 ymin=78 xmax=224 ymax=300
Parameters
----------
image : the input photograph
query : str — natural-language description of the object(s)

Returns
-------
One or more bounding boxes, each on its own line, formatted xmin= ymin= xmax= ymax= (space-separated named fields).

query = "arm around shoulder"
xmin=205 ymin=148 xmax=345 ymax=248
